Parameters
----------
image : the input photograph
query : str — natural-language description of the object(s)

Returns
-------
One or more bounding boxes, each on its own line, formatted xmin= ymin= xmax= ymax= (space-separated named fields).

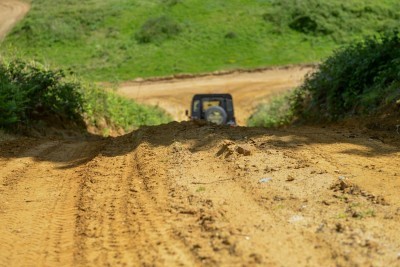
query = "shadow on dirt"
xmin=0 ymin=121 xmax=399 ymax=168
xmin=101 ymin=121 xmax=400 ymax=158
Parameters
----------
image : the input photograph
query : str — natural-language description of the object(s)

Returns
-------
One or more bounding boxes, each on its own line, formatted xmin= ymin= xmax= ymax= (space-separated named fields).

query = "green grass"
xmin=82 ymin=84 xmax=172 ymax=132
xmin=3 ymin=0 xmax=400 ymax=81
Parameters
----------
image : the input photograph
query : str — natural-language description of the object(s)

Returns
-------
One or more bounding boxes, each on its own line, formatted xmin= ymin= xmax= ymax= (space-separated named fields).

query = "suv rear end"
xmin=188 ymin=94 xmax=236 ymax=126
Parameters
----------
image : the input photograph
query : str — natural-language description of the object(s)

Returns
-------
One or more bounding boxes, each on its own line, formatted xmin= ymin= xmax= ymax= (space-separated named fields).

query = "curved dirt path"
xmin=1 ymin=122 xmax=399 ymax=266
xmin=0 ymin=0 xmax=29 ymax=40
xmin=118 ymin=66 xmax=313 ymax=125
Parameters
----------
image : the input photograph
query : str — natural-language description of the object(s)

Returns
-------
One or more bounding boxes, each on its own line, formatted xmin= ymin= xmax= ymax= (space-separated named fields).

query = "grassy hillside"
xmin=248 ymin=31 xmax=400 ymax=127
xmin=3 ymin=0 xmax=400 ymax=81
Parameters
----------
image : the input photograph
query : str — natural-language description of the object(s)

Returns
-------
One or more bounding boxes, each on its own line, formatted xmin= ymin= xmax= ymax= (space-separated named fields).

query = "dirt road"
xmin=1 ymin=122 xmax=399 ymax=266
xmin=1 ymin=3 xmax=399 ymax=265
xmin=0 ymin=0 xmax=29 ymax=40
xmin=118 ymin=66 xmax=313 ymax=125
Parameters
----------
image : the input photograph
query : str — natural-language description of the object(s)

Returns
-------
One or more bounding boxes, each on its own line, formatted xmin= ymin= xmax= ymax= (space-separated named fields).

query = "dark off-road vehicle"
xmin=186 ymin=94 xmax=236 ymax=126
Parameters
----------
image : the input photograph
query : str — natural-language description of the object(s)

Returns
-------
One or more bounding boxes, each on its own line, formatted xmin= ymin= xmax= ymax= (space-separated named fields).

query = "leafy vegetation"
xmin=3 ymin=0 xmax=400 ymax=81
xmin=0 ymin=57 xmax=171 ymax=132
xmin=264 ymin=0 xmax=400 ymax=40
xmin=296 ymin=31 xmax=400 ymax=121
xmin=247 ymin=92 xmax=294 ymax=128
xmin=0 ymin=59 xmax=83 ymax=126
xmin=248 ymin=31 xmax=400 ymax=127
xmin=135 ymin=16 xmax=181 ymax=44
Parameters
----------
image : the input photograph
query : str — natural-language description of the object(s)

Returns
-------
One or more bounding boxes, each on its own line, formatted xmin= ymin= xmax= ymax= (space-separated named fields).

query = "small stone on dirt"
xmin=259 ymin=178 xmax=272 ymax=184
xmin=249 ymin=253 xmax=263 ymax=264
xmin=286 ymin=175 xmax=295 ymax=182
xmin=289 ymin=215 xmax=304 ymax=223
xmin=322 ymin=200 xmax=331 ymax=206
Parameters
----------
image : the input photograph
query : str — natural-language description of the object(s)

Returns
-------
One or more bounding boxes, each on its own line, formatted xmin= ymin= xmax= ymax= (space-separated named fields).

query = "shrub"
xmin=248 ymin=31 xmax=400 ymax=126
xmin=263 ymin=0 xmax=400 ymax=40
xmin=247 ymin=92 xmax=295 ymax=128
xmin=162 ymin=0 xmax=182 ymax=7
xmin=296 ymin=31 xmax=400 ymax=121
xmin=0 ymin=59 xmax=83 ymax=126
xmin=0 ymin=58 xmax=172 ymax=131
xmin=135 ymin=16 xmax=181 ymax=44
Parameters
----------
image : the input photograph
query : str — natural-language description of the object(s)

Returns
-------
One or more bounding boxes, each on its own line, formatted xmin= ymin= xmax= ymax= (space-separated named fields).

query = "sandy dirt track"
xmin=118 ymin=66 xmax=313 ymax=125
xmin=1 ymin=122 xmax=399 ymax=266
xmin=0 ymin=0 xmax=29 ymax=40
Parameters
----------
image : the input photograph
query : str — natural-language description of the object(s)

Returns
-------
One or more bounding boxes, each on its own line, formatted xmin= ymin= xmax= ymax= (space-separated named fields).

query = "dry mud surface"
xmin=1 ymin=122 xmax=400 ymax=266
xmin=0 ymin=0 xmax=29 ymax=40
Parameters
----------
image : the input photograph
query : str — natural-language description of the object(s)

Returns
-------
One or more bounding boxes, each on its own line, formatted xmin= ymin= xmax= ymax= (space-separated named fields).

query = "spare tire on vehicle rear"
xmin=205 ymin=106 xmax=227 ymax=125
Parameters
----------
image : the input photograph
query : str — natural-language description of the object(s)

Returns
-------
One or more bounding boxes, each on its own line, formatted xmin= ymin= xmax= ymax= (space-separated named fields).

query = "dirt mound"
xmin=1 ymin=121 xmax=399 ymax=266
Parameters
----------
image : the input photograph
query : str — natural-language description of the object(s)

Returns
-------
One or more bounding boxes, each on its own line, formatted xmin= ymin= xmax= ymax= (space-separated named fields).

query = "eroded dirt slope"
xmin=1 ymin=122 xmax=399 ymax=266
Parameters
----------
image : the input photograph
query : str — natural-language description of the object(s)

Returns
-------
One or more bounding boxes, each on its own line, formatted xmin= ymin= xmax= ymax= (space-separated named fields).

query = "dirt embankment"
xmin=118 ymin=66 xmax=313 ymax=125
xmin=1 ymin=122 xmax=399 ymax=266
xmin=0 ymin=0 xmax=29 ymax=40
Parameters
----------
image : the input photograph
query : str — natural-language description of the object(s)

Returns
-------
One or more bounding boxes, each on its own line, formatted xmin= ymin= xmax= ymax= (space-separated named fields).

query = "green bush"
xmin=0 ymin=59 xmax=83 ymax=126
xmin=263 ymin=0 xmax=400 ymax=40
xmin=135 ymin=16 xmax=181 ymax=44
xmin=248 ymin=31 xmax=400 ymax=127
xmin=0 ymin=58 xmax=172 ymax=131
xmin=247 ymin=92 xmax=295 ymax=128
xmin=296 ymin=31 xmax=400 ymax=121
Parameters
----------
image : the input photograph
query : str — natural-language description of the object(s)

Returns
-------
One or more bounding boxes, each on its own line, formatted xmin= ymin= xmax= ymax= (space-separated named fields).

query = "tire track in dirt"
xmin=74 ymin=139 xmax=196 ymax=266
xmin=130 ymin=145 xmax=196 ymax=266
xmin=1 ymin=122 xmax=399 ymax=266
xmin=0 ymin=0 xmax=29 ymax=40
xmin=0 ymin=139 xmax=102 ymax=267
xmin=74 ymin=152 xmax=134 ymax=266
xmin=0 ymin=141 xmax=60 ymax=187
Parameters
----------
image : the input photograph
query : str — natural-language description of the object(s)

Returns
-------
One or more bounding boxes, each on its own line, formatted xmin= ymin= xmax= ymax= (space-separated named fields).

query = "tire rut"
xmin=74 ymin=141 xmax=196 ymax=266
xmin=0 ymin=141 xmax=60 ymax=187
xmin=0 ymin=140 xmax=101 ymax=267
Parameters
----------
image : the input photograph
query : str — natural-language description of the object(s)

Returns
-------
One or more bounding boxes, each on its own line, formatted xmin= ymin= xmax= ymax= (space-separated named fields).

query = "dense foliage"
xmin=0 ymin=59 xmax=83 ymax=126
xmin=248 ymin=32 xmax=400 ymax=126
xmin=0 ymin=58 xmax=171 ymax=131
xmin=3 ymin=0 xmax=400 ymax=81
xmin=264 ymin=0 xmax=399 ymax=40
xmin=296 ymin=31 xmax=400 ymax=121
xmin=135 ymin=16 xmax=181 ymax=44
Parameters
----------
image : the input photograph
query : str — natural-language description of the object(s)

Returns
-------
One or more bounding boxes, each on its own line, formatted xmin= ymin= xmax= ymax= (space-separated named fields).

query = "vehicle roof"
xmin=192 ymin=94 xmax=233 ymax=99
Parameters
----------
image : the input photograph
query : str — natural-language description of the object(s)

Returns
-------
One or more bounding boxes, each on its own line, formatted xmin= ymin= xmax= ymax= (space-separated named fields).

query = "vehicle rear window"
xmin=202 ymin=100 xmax=221 ymax=110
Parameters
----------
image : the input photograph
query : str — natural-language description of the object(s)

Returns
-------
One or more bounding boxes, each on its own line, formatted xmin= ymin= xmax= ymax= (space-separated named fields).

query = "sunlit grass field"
xmin=3 ymin=0 xmax=400 ymax=81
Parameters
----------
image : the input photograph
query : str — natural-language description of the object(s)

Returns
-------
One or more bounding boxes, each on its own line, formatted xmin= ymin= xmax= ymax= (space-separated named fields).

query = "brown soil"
xmin=0 ymin=0 xmax=29 ymax=40
xmin=1 ymin=122 xmax=399 ymax=266
xmin=1 ymin=3 xmax=400 ymax=265
xmin=118 ymin=66 xmax=313 ymax=125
